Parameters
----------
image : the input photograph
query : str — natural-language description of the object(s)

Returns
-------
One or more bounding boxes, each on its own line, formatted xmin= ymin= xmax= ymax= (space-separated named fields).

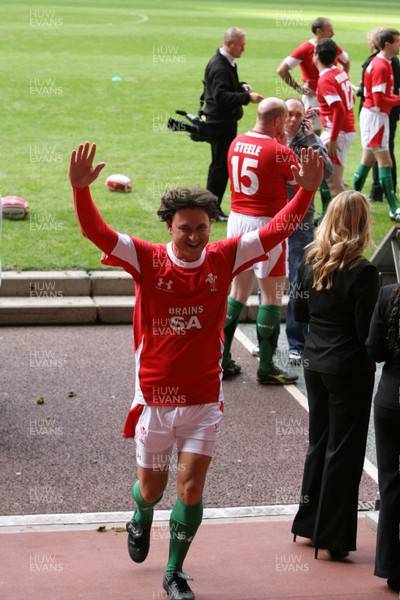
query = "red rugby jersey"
xmin=285 ymin=39 xmax=349 ymax=91
xmin=317 ymin=66 xmax=355 ymax=140
xmin=228 ymin=131 xmax=298 ymax=218
xmin=73 ymin=186 xmax=314 ymax=413
xmin=363 ymin=53 xmax=400 ymax=115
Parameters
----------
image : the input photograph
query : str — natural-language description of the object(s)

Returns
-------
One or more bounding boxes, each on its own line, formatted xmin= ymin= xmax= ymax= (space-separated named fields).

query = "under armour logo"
xmin=157 ymin=277 xmax=173 ymax=290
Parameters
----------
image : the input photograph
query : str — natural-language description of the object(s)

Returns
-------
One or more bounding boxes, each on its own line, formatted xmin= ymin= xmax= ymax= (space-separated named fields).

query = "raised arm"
xmin=69 ymin=142 xmax=106 ymax=189
xmin=69 ymin=142 xmax=118 ymax=255
xmin=232 ymin=148 xmax=323 ymax=276
xmin=258 ymin=147 xmax=323 ymax=252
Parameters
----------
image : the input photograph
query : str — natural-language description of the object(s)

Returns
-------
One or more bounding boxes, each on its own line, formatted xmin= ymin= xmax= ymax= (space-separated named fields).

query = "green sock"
xmin=132 ymin=481 xmax=162 ymax=525
xmin=257 ymin=304 xmax=281 ymax=373
xmin=222 ymin=296 xmax=245 ymax=367
xmin=166 ymin=498 xmax=203 ymax=574
xmin=319 ymin=179 xmax=332 ymax=214
xmin=353 ymin=164 xmax=371 ymax=192
xmin=379 ymin=166 xmax=399 ymax=213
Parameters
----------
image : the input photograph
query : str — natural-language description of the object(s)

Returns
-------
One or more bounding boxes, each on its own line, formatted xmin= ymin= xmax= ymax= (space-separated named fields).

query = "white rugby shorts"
xmin=302 ymin=92 xmax=322 ymax=131
xmin=227 ymin=210 xmax=285 ymax=278
xmin=360 ymin=107 xmax=389 ymax=151
xmin=320 ymin=129 xmax=356 ymax=167
xmin=134 ymin=402 xmax=224 ymax=469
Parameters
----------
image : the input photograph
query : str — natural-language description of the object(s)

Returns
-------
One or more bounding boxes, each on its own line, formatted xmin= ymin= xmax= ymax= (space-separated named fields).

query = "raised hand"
xmin=291 ymin=146 xmax=323 ymax=191
xmin=69 ymin=142 xmax=106 ymax=189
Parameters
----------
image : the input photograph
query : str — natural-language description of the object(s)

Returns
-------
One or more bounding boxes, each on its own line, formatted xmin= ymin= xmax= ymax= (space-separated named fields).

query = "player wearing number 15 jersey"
xmin=223 ymin=98 xmax=300 ymax=386
xmin=314 ymin=38 xmax=356 ymax=197
xmin=229 ymin=131 xmax=298 ymax=217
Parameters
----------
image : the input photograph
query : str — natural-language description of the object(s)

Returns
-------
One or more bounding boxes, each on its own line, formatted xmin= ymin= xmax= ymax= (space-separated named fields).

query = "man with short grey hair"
xmin=203 ymin=27 xmax=263 ymax=220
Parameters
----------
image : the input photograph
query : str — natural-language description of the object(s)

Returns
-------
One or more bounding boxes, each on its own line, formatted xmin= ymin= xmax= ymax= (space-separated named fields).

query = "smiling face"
xmin=168 ymin=208 xmax=211 ymax=261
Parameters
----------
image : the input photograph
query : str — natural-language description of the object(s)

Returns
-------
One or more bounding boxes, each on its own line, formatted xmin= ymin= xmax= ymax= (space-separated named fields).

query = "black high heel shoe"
xmin=314 ymin=547 xmax=349 ymax=560
xmin=328 ymin=549 xmax=349 ymax=560
xmin=293 ymin=534 xmax=297 ymax=542
xmin=387 ymin=578 xmax=400 ymax=593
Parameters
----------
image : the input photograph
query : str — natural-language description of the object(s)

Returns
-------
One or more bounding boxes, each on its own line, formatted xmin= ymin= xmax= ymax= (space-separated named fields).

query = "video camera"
xmin=167 ymin=110 xmax=209 ymax=143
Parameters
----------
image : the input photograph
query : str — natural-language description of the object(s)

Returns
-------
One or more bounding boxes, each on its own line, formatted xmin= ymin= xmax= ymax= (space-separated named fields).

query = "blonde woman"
xmin=291 ymin=190 xmax=379 ymax=559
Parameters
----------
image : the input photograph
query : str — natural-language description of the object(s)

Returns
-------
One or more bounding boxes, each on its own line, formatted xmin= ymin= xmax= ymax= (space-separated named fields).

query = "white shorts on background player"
xmin=360 ymin=107 xmax=389 ymax=151
xmin=134 ymin=402 xmax=224 ymax=468
xmin=320 ymin=129 xmax=356 ymax=167
xmin=301 ymin=92 xmax=322 ymax=131
xmin=227 ymin=211 xmax=283 ymax=278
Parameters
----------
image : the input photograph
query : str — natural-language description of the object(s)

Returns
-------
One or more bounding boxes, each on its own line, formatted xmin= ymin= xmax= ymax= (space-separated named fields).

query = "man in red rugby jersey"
xmin=314 ymin=38 xmax=356 ymax=197
xmin=277 ymin=16 xmax=350 ymax=135
xmin=354 ymin=27 xmax=400 ymax=222
xmin=69 ymin=142 xmax=322 ymax=600
xmin=222 ymin=97 xmax=300 ymax=385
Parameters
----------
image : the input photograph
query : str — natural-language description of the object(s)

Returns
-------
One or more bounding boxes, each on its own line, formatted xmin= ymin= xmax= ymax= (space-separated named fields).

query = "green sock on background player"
xmin=166 ymin=497 xmax=203 ymax=574
xmin=257 ymin=304 xmax=281 ymax=373
xmin=132 ymin=480 xmax=162 ymax=525
xmin=353 ymin=164 xmax=371 ymax=192
xmin=379 ymin=166 xmax=399 ymax=213
xmin=222 ymin=296 xmax=245 ymax=367
xmin=319 ymin=179 xmax=332 ymax=214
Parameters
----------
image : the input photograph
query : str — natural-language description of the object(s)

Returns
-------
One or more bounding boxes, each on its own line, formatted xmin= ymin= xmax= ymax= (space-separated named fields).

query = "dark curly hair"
xmin=386 ymin=284 xmax=400 ymax=358
xmin=157 ymin=187 xmax=220 ymax=223
xmin=315 ymin=38 xmax=338 ymax=67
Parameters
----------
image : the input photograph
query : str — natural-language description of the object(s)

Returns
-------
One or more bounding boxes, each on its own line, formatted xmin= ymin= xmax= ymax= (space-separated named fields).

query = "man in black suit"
xmin=203 ymin=27 xmax=263 ymax=220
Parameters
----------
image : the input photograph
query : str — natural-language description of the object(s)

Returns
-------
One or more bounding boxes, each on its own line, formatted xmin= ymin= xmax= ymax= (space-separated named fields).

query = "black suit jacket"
xmin=203 ymin=49 xmax=250 ymax=124
xmin=366 ymin=283 xmax=400 ymax=410
xmin=294 ymin=257 xmax=379 ymax=374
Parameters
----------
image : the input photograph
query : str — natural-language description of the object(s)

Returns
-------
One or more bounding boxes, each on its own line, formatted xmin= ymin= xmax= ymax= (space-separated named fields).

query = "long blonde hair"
xmin=306 ymin=191 xmax=373 ymax=290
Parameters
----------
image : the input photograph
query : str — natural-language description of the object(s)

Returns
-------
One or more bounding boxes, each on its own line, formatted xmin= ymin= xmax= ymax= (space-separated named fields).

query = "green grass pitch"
xmin=1 ymin=0 xmax=399 ymax=270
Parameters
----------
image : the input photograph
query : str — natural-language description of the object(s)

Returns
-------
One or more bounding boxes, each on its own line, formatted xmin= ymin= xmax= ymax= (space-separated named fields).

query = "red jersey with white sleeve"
xmin=73 ymin=186 xmax=314 ymax=418
xmin=284 ymin=39 xmax=349 ymax=91
xmin=317 ymin=66 xmax=355 ymax=140
xmin=228 ymin=131 xmax=299 ymax=218
xmin=363 ymin=53 xmax=400 ymax=115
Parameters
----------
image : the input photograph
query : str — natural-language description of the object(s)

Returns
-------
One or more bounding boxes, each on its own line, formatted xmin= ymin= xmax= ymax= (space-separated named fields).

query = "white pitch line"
xmin=233 ymin=326 xmax=256 ymax=354
xmin=235 ymin=328 xmax=378 ymax=484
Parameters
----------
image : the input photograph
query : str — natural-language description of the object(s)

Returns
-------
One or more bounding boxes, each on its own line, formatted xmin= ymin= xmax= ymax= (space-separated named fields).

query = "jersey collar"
xmin=376 ymin=52 xmax=393 ymax=65
xmin=166 ymin=241 xmax=206 ymax=268
xmin=246 ymin=130 xmax=272 ymax=139
xmin=320 ymin=65 xmax=336 ymax=76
